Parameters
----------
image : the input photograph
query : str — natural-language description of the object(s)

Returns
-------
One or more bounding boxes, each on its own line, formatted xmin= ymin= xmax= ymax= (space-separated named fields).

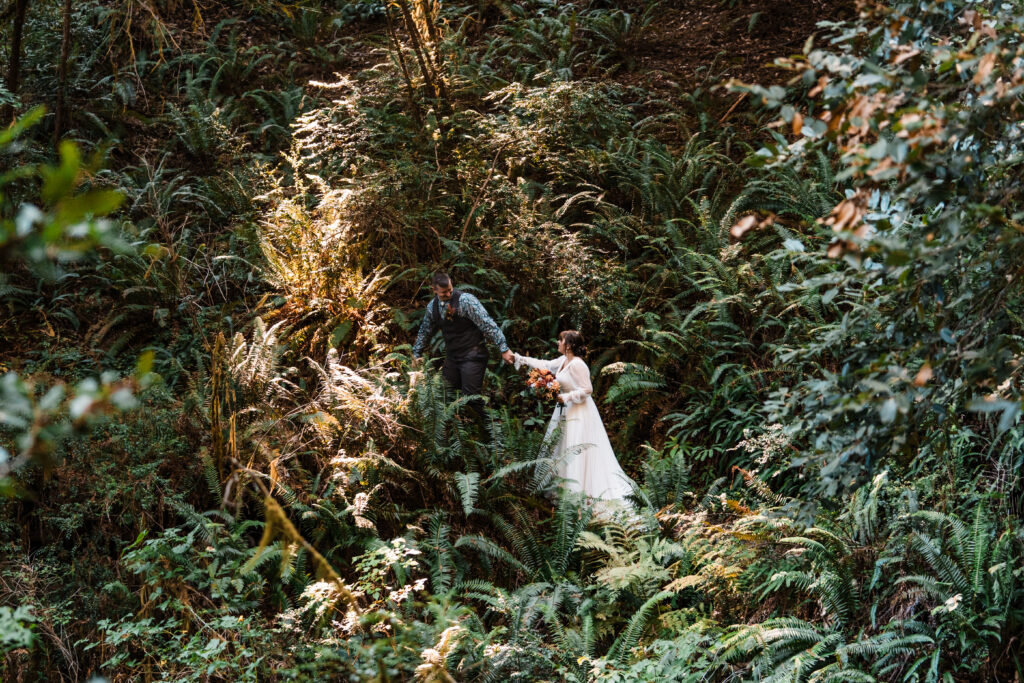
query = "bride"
xmin=512 ymin=330 xmax=636 ymax=512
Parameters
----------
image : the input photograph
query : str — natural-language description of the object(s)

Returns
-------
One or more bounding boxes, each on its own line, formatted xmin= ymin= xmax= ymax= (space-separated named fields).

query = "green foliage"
xmin=584 ymin=630 xmax=717 ymax=682
xmin=0 ymin=90 xmax=224 ymax=488
xmin=1 ymin=108 xmax=126 ymax=279
xmin=336 ymin=0 xmax=386 ymax=26
xmin=3 ymin=0 xmax=1024 ymax=681
xmin=738 ymin=0 xmax=1024 ymax=509
xmin=90 ymin=520 xmax=281 ymax=681
xmin=0 ymin=605 xmax=36 ymax=653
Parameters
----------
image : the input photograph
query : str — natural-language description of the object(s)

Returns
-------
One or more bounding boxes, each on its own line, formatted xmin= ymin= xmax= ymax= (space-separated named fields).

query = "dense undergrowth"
xmin=2 ymin=0 xmax=1023 ymax=680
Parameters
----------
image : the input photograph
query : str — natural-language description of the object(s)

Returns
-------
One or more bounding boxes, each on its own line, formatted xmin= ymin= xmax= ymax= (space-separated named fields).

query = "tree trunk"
xmin=52 ymin=0 xmax=72 ymax=148
xmin=3 ymin=0 xmax=29 ymax=124
xmin=385 ymin=4 xmax=422 ymax=127
xmin=394 ymin=0 xmax=440 ymax=106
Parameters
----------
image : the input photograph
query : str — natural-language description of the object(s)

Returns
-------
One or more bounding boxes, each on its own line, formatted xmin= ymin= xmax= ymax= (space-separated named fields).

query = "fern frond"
xmin=607 ymin=590 xmax=673 ymax=665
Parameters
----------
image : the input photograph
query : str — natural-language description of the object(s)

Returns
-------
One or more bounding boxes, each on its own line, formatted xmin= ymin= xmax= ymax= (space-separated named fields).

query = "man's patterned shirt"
xmin=412 ymin=292 xmax=509 ymax=358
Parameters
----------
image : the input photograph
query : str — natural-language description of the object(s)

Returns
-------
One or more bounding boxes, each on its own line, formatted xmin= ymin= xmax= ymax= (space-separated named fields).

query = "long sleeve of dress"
xmin=513 ymin=353 xmax=563 ymax=373
xmin=559 ymin=359 xmax=593 ymax=405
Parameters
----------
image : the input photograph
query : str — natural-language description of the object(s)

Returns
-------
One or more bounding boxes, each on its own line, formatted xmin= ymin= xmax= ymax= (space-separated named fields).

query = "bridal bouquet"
xmin=525 ymin=368 xmax=560 ymax=401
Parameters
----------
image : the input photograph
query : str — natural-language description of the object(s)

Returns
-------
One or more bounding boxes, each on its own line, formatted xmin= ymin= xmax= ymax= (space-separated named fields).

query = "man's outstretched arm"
xmin=460 ymin=293 xmax=510 ymax=355
xmin=412 ymin=301 xmax=437 ymax=359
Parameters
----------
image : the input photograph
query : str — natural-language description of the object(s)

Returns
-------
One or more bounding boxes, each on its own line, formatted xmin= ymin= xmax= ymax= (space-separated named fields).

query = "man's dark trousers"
xmin=441 ymin=347 xmax=488 ymax=429
xmin=428 ymin=288 xmax=491 ymax=431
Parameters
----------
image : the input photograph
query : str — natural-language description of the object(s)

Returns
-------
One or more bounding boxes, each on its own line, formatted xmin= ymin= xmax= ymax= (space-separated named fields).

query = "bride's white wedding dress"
xmin=514 ymin=352 xmax=636 ymax=511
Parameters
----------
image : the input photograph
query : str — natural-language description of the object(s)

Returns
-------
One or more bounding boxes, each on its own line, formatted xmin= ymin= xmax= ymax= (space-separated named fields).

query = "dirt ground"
xmin=623 ymin=0 xmax=858 ymax=90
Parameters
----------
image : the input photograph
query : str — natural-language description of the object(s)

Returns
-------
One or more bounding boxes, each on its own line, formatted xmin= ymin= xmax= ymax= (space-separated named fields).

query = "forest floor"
xmin=614 ymin=0 xmax=858 ymax=122
xmin=623 ymin=0 xmax=857 ymax=86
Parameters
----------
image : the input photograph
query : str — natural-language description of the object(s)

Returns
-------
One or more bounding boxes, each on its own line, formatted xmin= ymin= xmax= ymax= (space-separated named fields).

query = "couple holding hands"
xmin=411 ymin=272 xmax=635 ymax=510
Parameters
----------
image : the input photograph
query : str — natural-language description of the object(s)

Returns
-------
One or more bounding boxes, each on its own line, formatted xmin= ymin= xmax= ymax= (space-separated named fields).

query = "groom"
xmin=412 ymin=272 xmax=514 ymax=418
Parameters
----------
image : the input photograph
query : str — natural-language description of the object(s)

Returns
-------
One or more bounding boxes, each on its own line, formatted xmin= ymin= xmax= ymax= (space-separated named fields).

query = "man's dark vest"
xmin=432 ymin=289 xmax=485 ymax=359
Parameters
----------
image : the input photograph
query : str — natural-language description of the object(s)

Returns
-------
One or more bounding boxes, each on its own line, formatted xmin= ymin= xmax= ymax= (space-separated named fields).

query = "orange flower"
xmin=525 ymin=368 xmax=561 ymax=401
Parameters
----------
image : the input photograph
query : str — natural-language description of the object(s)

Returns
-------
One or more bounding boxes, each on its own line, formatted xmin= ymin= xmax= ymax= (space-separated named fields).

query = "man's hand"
xmin=501 ymin=350 xmax=515 ymax=365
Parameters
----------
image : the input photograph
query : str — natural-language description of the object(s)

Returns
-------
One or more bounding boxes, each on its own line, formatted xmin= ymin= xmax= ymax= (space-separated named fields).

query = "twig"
xmin=229 ymin=458 xmax=360 ymax=611
xmin=718 ymin=92 xmax=748 ymax=124
xmin=459 ymin=142 xmax=510 ymax=243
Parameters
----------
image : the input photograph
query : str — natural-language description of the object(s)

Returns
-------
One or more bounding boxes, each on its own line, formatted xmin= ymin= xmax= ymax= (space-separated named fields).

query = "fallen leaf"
xmin=974 ymin=52 xmax=996 ymax=84
xmin=791 ymin=111 xmax=804 ymax=136
xmin=820 ymin=193 xmax=869 ymax=235
xmin=893 ymin=47 xmax=921 ymax=66
xmin=914 ymin=362 xmax=933 ymax=387
xmin=808 ymin=75 xmax=829 ymax=97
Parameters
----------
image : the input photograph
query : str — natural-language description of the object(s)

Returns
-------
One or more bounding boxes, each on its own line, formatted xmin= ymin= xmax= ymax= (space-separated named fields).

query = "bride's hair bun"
xmin=559 ymin=330 xmax=587 ymax=357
